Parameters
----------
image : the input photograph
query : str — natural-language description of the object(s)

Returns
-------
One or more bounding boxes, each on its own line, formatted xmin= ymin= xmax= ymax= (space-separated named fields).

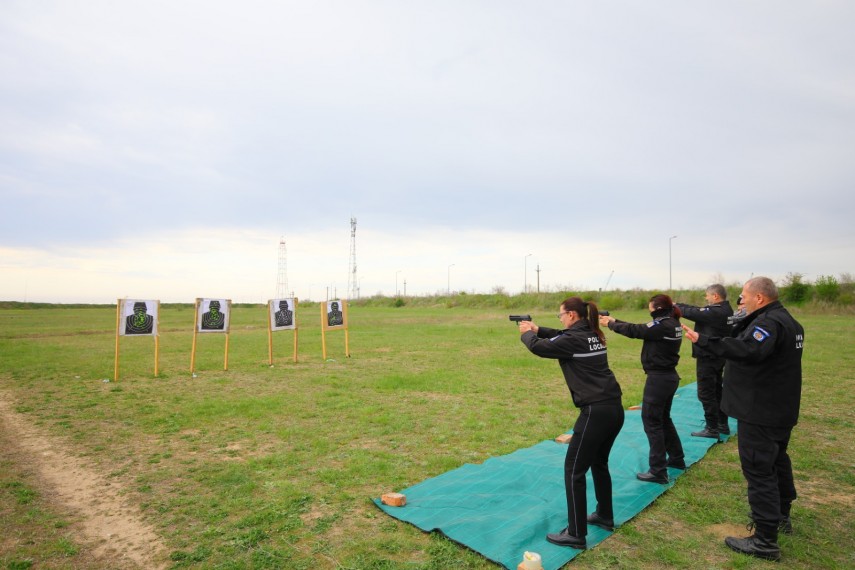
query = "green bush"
xmin=814 ymin=275 xmax=840 ymax=302
xmin=781 ymin=272 xmax=810 ymax=304
xmin=597 ymin=294 xmax=624 ymax=311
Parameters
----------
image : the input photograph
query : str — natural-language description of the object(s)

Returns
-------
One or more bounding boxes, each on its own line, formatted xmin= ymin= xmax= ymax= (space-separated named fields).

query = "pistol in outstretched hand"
xmin=508 ymin=314 xmax=532 ymax=324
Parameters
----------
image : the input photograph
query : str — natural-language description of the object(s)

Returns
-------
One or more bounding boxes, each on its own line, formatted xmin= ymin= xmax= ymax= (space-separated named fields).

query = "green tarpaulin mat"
xmin=374 ymin=382 xmax=733 ymax=570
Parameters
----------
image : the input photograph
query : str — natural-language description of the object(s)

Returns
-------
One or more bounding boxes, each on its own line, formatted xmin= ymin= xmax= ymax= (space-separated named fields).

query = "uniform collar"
xmin=736 ymin=300 xmax=782 ymax=331
xmin=651 ymin=307 xmax=672 ymax=319
xmin=565 ymin=320 xmax=589 ymax=332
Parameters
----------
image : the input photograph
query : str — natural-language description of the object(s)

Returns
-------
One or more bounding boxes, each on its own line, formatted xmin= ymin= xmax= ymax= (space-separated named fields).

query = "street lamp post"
xmin=524 ymin=253 xmax=532 ymax=294
xmin=447 ymin=264 xmax=455 ymax=296
xmin=669 ymin=235 xmax=678 ymax=290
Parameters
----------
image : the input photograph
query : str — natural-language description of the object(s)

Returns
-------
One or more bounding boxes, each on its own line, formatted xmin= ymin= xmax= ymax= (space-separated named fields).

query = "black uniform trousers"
xmin=564 ymin=403 xmax=624 ymax=537
xmin=736 ymin=420 xmax=798 ymax=532
xmin=641 ymin=372 xmax=685 ymax=477
xmin=696 ymin=357 xmax=727 ymax=429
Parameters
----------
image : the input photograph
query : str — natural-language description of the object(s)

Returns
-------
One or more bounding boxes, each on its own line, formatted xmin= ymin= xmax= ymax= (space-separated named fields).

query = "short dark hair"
xmin=706 ymin=284 xmax=727 ymax=299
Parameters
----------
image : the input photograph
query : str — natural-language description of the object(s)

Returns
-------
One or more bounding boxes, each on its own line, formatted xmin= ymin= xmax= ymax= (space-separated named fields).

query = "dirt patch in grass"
xmin=796 ymin=478 xmax=855 ymax=508
xmin=0 ymin=393 xmax=169 ymax=569
xmin=708 ymin=522 xmax=753 ymax=539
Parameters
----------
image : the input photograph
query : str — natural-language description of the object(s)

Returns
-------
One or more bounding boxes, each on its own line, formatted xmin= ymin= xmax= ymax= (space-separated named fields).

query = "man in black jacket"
xmin=683 ymin=277 xmax=803 ymax=561
xmin=676 ymin=284 xmax=733 ymax=438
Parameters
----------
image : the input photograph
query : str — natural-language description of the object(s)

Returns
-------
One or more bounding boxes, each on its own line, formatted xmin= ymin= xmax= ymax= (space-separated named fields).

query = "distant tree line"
xmin=348 ymin=272 xmax=855 ymax=312
xmin=1 ymin=272 xmax=851 ymax=312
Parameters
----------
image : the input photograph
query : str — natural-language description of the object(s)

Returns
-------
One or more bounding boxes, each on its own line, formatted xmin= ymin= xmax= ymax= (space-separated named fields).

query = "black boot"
xmin=717 ymin=422 xmax=731 ymax=435
xmin=546 ymin=527 xmax=586 ymax=549
xmin=725 ymin=524 xmax=780 ymax=561
xmin=691 ymin=427 xmax=719 ymax=438
xmin=636 ymin=471 xmax=669 ymax=484
xmin=587 ymin=511 xmax=615 ymax=531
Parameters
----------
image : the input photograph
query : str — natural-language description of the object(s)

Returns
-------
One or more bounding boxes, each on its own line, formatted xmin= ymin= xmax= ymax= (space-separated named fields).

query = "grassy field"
xmin=1 ymin=303 xmax=854 ymax=569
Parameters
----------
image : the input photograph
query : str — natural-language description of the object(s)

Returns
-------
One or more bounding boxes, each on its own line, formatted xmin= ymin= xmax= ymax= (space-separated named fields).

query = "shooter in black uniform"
xmin=676 ymin=284 xmax=734 ymax=438
xmin=600 ymin=294 xmax=685 ymax=484
xmin=519 ymin=297 xmax=624 ymax=550
xmin=683 ymin=277 xmax=803 ymax=561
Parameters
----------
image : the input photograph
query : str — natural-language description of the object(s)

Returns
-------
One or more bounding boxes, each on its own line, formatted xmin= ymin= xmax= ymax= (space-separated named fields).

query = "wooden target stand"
xmin=113 ymin=299 xmax=160 ymax=381
xmin=190 ymin=298 xmax=231 ymax=375
xmin=267 ymin=298 xmax=299 ymax=365
xmin=320 ymin=299 xmax=350 ymax=359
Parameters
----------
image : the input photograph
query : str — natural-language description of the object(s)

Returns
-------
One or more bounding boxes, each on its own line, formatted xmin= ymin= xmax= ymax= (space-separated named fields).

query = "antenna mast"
xmin=347 ymin=217 xmax=358 ymax=299
xmin=603 ymin=269 xmax=614 ymax=291
xmin=276 ymin=237 xmax=289 ymax=298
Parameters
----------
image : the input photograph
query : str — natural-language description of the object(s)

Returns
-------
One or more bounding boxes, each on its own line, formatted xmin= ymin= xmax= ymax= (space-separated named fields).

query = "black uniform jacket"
xmin=607 ymin=308 xmax=682 ymax=373
xmin=676 ymin=301 xmax=733 ymax=359
xmin=521 ymin=320 xmax=622 ymax=408
xmin=696 ymin=300 xmax=804 ymax=428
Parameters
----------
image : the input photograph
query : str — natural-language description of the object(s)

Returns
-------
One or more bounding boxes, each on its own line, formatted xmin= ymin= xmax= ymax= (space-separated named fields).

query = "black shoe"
xmin=546 ymin=527 xmax=586 ymax=549
xmin=636 ymin=471 xmax=668 ymax=484
xmin=667 ymin=460 xmax=687 ymax=470
xmin=724 ymin=534 xmax=781 ymax=561
xmin=718 ymin=423 xmax=731 ymax=435
xmin=691 ymin=427 xmax=720 ymax=438
xmin=587 ymin=512 xmax=615 ymax=531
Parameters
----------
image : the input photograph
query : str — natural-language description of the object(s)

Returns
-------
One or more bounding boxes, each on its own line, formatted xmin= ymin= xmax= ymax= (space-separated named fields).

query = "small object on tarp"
xmin=629 ymin=405 xmax=641 ymax=410
xmin=381 ymin=492 xmax=407 ymax=507
xmin=518 ymin=550 xmax=543 ymax=570
xmin=554 ymin=433 xmax=573 ymax=444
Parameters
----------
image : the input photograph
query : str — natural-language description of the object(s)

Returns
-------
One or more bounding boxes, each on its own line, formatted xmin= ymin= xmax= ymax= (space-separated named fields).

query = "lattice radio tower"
xmin=347 ymin=217 xmax=358 ymax=299
xmin=276 ymin=237 xmax=289 ymax=299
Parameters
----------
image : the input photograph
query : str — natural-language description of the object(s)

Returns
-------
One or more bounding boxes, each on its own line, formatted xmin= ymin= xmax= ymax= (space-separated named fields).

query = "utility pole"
xmin=669 ymin=235 xmax=677 ymax=290
xmin=276 ymin=237 xmax=289 ymax=299
xmin=524 ymin=253 xmax=532 ymax=293
xmin=347 ymin=217 xmax=358 ymax=300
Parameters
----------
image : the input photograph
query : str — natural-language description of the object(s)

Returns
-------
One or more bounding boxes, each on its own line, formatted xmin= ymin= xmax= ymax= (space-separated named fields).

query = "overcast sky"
xmin=2 ymin=1 xmax=854 ymax=304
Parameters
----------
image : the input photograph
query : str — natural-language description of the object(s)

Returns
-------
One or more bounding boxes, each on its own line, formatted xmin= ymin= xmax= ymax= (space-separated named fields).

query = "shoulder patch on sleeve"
xmin=646 ymin=320 xmax=658 ymax=328
xmin=752 ymin=326 xmax=770 ymax=342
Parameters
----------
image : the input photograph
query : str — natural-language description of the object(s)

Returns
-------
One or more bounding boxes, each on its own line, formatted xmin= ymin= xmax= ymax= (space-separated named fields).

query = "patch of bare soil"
xmin=708 ymin=522 xmax=753 ymax=540
xmin=0 ymin=394 xmax=169 ymax=569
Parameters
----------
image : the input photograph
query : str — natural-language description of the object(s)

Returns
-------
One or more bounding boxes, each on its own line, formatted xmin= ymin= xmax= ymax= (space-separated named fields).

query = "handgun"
xmin=508 ymin=314 xmax=532 ymax=323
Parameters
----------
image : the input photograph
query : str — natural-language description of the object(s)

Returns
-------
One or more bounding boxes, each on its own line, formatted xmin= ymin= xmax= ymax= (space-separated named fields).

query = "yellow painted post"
xmin=293 ymin=298 xmax=299 ymax=363
xmin=114 ymin=300 xmax=121 ymax=381
xmin=154 ymin=300 xmax=160 ymax=377
xmin=343 ymin=299 xmax=351 ymax=357
xmin=320 ymin=301 xmax=328 ymax=360
xmin=190 ymin=298 xmax=200 ymax=375
xmin=267 ymin=301 xmax=274 ymax=365
xmin=224 ymin=333 xmax=230 ymax=371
